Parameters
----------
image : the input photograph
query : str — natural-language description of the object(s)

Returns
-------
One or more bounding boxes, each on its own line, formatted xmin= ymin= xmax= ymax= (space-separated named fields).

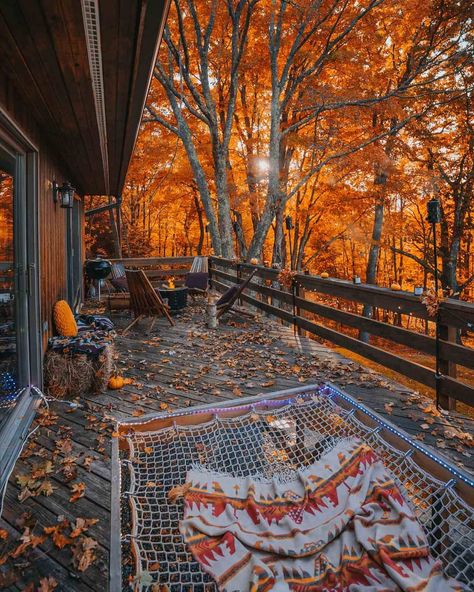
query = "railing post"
xmin=437 ymin=319 xmax=457 ymax=411
xmin=237 ymin=262 xmax=242 ymax=306
xmin=208 ymin=257 xmax=213 ymax=289
xmin=296 ymin=269 xmax=310 ymax=337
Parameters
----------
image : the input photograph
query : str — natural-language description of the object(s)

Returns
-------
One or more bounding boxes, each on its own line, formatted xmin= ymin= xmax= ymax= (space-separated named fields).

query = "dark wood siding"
xmin=0 ymin=70 xmax=84 ymax=351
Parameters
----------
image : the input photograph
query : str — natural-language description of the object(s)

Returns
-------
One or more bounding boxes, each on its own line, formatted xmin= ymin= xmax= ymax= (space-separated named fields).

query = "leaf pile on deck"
xmin=0 ymin=402 xmax=114 ymax=587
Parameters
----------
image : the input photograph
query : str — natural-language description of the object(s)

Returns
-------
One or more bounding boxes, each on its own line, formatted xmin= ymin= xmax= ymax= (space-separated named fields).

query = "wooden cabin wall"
xmin=0 ymin=71 xmax=84 ymax=350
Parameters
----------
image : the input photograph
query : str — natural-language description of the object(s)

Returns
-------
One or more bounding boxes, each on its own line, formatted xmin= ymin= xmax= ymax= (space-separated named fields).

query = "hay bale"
xmin=44 ymin=343 xmax=114 ymax=399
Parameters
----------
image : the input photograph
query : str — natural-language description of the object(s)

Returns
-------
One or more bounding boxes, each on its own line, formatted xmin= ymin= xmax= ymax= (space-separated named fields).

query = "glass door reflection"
xmin=0 ymin=156 xmax=18 ymax=412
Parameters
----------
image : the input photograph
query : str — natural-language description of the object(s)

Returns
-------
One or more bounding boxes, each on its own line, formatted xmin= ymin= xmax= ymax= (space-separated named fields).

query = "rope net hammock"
xmin=116 ymin=384 xmax=474 ymax=591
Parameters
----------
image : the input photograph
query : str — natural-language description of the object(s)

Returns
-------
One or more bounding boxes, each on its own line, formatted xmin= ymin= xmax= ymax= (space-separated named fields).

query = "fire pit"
xmin=157 ymin=286 xmax=188 ymax=312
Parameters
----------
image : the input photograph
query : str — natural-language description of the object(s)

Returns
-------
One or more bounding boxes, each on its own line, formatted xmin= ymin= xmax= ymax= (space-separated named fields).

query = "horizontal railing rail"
xmin=108 ymin=256 xmax=194 ymax=283
xmin=109 ymin=256 xmax=194 ymax=267
xmin=209 ymin=256 xmax=474 ymax=410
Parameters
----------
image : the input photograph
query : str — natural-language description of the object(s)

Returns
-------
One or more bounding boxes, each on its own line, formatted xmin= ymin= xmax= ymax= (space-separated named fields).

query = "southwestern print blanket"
xmin=178 ymin=438 xmax=465 ymax=592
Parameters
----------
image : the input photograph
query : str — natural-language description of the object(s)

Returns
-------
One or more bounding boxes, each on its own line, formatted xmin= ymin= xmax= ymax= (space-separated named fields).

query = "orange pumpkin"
xmin=391 ymin=282 xmax=401 ymax=291
xmin=320 ymin=272 xmax=329 ymax=278
xmin=250 ymin=257 xmax=259 ymax=265
xmin=53 ymin=300 xmax=78 ymax=337
xmin=108 ymin=375 xmax=125 ymax=390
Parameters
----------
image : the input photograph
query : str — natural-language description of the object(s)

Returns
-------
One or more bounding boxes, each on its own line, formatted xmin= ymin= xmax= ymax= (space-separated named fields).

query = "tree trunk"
xmin=193 ymin=192 xmax=205 ymax=255
xmin=233 ymin=211 xmax=248 ymax=259
xmin=360 ymin=196 xmax=384 ymax=342
xmin=215 ymin=149 xmax=235 ymax=258
xmin=272 ymin=203 xmax=285 ymax=267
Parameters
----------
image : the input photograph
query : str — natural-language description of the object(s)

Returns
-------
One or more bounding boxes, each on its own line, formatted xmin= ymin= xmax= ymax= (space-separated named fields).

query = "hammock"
xmin=112 ymin=384 xmax=474 ymax=592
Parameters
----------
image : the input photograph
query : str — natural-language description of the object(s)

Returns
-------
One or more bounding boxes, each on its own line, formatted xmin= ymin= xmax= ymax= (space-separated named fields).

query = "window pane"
xmin=0 ymin=168 xmax=17 ymax=410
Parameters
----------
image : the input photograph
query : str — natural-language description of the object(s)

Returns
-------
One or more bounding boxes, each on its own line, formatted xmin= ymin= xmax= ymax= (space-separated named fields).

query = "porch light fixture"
xmin=53 ymin=181 xmax=76 ymax=208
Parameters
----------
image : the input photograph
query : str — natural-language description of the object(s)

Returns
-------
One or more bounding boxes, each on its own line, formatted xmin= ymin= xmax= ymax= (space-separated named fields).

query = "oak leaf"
xmin=70 ymin=517 xmax=99 ymax=538
xmin=37 ymin=577 xmax=58 ymax=592
xmin=72 ymin=536 xmax=98 ymax=571
xmin=69 ymin=482 xmax=86 ymax=502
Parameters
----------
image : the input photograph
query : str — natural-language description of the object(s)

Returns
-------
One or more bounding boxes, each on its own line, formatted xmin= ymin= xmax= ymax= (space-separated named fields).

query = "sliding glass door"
xmin=0 ymin=133 xmax=40 ymax=489
xmin=0 ymin=145 xmax=20 ymax=413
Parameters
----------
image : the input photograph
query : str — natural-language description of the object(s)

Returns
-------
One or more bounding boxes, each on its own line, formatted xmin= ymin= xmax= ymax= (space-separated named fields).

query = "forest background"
xmin=85 ymin=0 xmax=474 ymax=300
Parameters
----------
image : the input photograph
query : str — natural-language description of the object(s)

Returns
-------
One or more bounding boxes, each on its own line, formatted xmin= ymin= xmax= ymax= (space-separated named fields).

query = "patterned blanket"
xmin=48 ymin=330 xmax=114 ymax=358
xmin=179 ymin=438 xmax=465 ymax=591
xmin=48 ymin=314 xmax=115 ymax=358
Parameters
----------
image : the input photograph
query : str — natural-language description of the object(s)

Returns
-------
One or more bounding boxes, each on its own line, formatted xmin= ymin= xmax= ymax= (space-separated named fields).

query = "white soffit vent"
xmin=81 ymin=0 xmax=110 ymax=193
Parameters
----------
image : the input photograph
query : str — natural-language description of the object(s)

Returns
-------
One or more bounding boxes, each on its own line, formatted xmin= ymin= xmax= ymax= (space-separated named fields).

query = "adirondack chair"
xmin=122 ymin=269 xmax=174 ymax=335
xmin=216 ymin=268 xmax=257 ymax=319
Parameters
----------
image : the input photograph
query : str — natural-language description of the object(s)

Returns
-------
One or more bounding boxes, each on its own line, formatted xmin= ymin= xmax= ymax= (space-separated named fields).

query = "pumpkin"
xmin=320 ymin=272 xmax=329 ymax=278
xmin=391 ymin=282 xmax=401 ymax=291
xmin=250 ymin=258 xmax=259 ymax=265
xmin=53 ymin=300 xmax=78 ymax=337
xmin=108 ymin=375 xmax=125 ymax=390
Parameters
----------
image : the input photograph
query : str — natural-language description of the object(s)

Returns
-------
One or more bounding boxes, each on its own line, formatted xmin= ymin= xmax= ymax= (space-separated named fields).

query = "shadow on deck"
xmin=0 ymin=300 xmax=473 ymax=590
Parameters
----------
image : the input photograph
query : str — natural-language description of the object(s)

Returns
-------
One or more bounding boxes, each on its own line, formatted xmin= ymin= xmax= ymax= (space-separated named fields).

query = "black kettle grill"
xmin=85 ymin=258 xmax=112 ymax=300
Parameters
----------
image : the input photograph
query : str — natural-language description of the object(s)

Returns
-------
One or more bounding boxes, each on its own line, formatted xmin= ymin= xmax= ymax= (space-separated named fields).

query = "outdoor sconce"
xmin=53 ymin=180 xmax=75 ymax=208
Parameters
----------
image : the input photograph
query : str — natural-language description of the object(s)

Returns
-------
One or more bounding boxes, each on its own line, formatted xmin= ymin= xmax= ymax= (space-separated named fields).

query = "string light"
xmin=0 ymin=372 xmax=20 ymax=409
xmin=321 ymin=383 xmax=474 ymax=489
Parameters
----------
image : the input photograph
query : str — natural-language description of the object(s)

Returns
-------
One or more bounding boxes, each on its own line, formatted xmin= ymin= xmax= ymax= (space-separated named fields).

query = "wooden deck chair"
xmin=216 ymin=268 xmax=257 ymax=319
xmin=189 ymin=256 xmax=208 ymax=273
xmin=185 ymin=271 xmax=209 ymax=296
xmin=123 ymin=269 xmax=174 ymax=335
xmin=109 ymin=262 xmax=128 ymax=292
xmin=185 ymin=256 xmax=209 ymax=297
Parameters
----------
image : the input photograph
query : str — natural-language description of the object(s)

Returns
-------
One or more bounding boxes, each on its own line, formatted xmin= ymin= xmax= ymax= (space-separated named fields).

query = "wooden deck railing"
xmin=209 ymin=257 xmax=474 ymax=410
xmin=109 ymin=256 xmax=194 ymax=282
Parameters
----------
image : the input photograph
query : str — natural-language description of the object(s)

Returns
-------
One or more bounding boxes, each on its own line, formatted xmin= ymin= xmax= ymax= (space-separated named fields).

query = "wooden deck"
xmin=1 ymin=300 xmax=473 ymax=591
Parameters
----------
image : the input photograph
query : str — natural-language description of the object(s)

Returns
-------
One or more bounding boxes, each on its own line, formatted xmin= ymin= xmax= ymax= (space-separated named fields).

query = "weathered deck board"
xmin=1 ymin=300 xmax=472 ymax=590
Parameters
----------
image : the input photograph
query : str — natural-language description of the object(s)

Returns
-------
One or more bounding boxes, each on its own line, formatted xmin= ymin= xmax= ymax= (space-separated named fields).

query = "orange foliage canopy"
xmin=88 ymin=0 xmax=473 ymax=298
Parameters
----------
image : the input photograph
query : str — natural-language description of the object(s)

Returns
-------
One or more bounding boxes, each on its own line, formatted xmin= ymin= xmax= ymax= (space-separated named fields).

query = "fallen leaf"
xmin=69 ymin=482 xmax=86 ymax=503
xmin=10 ymin=528 xmax=45 ymax=558
xmin=70 ymin=518 xmax=99 ymax=538
xmin=44 ymin=522 xmax=72 ymax=549
xmin=37 ymin=576 xmax=58 ymax=592
xmin=72 ymin=536 xmax=98 ymax=571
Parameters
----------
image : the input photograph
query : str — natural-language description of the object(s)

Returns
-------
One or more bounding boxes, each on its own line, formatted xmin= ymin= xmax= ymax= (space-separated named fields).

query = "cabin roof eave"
xmin=0 ymin=0 xmax=169 ymax=196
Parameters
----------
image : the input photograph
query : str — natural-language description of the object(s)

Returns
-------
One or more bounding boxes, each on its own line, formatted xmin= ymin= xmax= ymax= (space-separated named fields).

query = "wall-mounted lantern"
xmin=53 ymin=181 xmax=76 ymax=208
